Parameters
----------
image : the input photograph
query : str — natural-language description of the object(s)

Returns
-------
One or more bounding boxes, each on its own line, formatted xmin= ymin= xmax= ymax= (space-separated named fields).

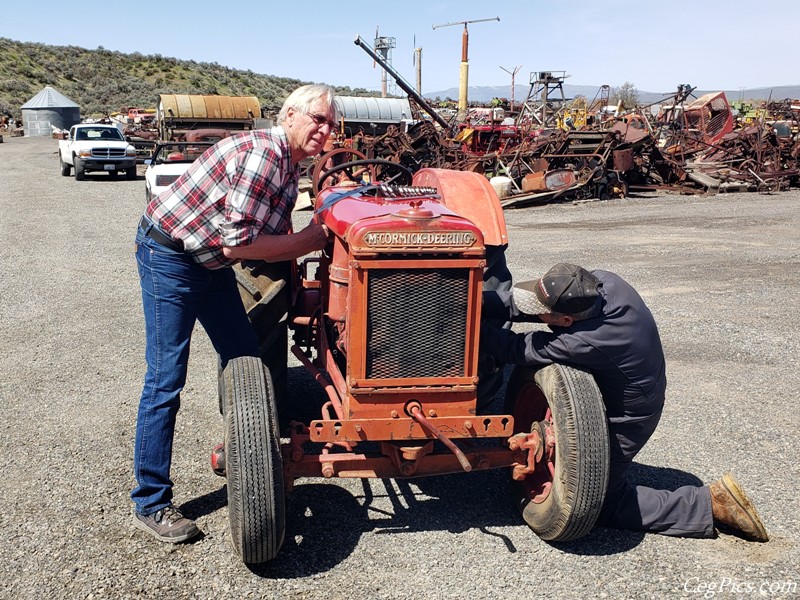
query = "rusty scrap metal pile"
xmin=324 ymin=85 xmax=800 ymax=208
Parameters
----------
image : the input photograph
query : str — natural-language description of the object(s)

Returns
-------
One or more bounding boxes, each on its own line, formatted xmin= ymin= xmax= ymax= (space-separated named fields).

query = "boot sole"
xmin=720 ymin=473 xmax=769 ymax=542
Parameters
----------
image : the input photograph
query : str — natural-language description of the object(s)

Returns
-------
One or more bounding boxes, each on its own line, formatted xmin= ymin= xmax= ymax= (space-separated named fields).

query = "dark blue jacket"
xmin=483 ymin=270 xmax=667 ymax=419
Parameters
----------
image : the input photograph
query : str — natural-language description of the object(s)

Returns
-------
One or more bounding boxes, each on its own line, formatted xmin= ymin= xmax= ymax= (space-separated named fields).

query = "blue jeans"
xmin=131 ymin=227 xmax=260 ymax=515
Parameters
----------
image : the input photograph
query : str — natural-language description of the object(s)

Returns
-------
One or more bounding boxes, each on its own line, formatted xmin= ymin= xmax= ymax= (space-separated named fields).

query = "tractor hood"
xmin=316 ymin=186 xmax=484 ymax=256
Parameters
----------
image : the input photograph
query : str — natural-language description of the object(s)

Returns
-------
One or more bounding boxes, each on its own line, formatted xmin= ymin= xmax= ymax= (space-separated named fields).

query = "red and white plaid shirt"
xmin=145 ymin=127 xmax=299 ymax=269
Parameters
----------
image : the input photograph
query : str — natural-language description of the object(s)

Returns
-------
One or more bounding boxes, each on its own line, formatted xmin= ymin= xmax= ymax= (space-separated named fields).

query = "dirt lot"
xmin=1 ymin=134 xmax=798 ymax=598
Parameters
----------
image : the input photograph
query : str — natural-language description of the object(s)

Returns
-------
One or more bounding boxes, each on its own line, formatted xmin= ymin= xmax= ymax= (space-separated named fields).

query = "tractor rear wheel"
xmin=505 ymin=363 xmax=609 ymax=542
xmin=222 ymin=356 xmax=285 ymax=563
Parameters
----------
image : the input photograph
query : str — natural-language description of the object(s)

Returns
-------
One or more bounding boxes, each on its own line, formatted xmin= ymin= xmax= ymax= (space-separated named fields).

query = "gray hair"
xmin=277 ymin=84 xmax=339 ymax=124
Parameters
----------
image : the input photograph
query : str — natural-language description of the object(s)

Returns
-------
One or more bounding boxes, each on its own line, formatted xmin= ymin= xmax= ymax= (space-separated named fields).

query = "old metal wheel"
xmin=505 ymin=363 xmax=610 ymax=542
xmin=222 ymin=356 xmax=285 ymax=564
xmin=311 ymin=147 xmax=368 ymax=197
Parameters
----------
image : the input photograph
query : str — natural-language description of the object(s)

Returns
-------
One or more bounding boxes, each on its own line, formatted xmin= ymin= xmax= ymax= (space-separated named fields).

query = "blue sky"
xmin=1 ymin=0 xmax=796 ymax=94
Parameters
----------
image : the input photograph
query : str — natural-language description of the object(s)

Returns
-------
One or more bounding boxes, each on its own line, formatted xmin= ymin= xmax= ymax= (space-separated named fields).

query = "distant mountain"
xmin=423 ymin=84 xmax=800 ymax=105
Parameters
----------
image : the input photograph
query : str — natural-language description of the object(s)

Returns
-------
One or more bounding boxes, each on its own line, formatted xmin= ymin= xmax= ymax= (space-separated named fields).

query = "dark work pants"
xmin=597 ymin=405 xmax=715 ymax=537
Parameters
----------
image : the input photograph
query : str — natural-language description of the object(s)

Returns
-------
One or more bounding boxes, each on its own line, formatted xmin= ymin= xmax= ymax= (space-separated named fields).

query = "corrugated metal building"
xmin=20 ymin=86 xmax=81 ymax=137
xmin=334 ymin=96 xmax=412 ymax=136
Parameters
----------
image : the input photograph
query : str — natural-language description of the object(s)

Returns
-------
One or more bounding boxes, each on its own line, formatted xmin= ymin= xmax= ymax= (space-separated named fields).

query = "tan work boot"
xmin=709 ymin=473 xmax=769 ymax=542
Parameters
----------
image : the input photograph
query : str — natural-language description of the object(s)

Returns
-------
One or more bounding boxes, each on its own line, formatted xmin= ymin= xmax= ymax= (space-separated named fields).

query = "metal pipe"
xmin=408 ymin=404 xmax=472 ymax=472
xmin=290 ymin=344 xmax=345 ymax=421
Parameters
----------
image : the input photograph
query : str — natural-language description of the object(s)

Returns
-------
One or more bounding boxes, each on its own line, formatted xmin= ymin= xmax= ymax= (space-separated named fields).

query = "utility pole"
xmin=413 ymin=35 xmax=423 ymax=95
xmin=500 ymin=64 xmax=522 ymax=113
xmin=433 ymin=16 xmax=499 ymax=120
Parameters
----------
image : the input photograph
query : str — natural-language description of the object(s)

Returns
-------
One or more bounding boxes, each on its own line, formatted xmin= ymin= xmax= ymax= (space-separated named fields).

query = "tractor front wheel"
xmin=221 ymin=356 xmax=285 ymax=563
xmin=505 ymin=363 xmax=610 ymax=542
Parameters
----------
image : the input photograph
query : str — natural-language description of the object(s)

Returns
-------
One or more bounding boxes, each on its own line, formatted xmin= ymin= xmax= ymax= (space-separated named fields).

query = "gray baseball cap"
xmin=513 ymin=263 xmax=600 ymax=315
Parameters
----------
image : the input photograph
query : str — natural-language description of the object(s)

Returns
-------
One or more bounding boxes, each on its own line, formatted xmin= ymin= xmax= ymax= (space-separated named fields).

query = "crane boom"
xmin=432 ymin=16 xmax=500 ymax=29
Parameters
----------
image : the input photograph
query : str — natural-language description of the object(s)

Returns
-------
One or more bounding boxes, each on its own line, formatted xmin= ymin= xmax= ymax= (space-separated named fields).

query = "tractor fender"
xmin=412 ymin=168 xmax=508 ymax=247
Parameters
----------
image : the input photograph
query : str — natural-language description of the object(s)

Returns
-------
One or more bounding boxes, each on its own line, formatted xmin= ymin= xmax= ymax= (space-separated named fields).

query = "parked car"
xmin=144 ymin=141 xmax=214 ymax=202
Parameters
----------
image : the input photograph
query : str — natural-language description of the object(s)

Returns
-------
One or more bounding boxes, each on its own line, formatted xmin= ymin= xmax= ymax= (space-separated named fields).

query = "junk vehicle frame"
xmin=214 ymin=161 xmax=611 ymax=564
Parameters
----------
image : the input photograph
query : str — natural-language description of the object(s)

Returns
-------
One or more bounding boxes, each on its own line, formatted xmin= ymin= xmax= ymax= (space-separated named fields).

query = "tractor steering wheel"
xmin=317 ymin=159 xmax=414 ymax=193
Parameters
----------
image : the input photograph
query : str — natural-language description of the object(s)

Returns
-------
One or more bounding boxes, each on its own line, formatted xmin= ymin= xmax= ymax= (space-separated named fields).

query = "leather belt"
xmin=139 ymin=216 xmax=184 ymax=252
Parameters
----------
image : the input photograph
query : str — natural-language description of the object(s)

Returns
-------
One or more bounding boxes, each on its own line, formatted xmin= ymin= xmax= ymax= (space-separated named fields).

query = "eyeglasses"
xmin=307 ymin=112 xmax=338 ymax=130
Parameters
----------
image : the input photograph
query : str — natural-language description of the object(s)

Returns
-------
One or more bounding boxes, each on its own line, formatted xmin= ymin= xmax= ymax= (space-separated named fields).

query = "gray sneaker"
xmin=133 ymin=505 xmax=201 ymax=543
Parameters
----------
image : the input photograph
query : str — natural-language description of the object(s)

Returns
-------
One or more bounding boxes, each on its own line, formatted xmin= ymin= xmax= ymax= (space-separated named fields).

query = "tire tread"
xmin=224 ymin=356 xmax=285 ymax=563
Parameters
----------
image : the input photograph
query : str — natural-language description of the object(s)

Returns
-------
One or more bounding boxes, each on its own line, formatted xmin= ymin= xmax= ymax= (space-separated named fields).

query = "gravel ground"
xmin=1 ymin=134 xmax=798 ymax=599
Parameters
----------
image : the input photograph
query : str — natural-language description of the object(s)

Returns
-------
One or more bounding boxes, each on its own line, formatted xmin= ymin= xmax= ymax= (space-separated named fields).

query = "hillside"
xmin=0 ymin=37 xmax=376 ymax=118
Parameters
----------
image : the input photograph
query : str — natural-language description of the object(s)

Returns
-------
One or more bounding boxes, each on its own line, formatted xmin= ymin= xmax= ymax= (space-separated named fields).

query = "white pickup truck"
xmin=58 ymin=123 xmax=137 ymax=180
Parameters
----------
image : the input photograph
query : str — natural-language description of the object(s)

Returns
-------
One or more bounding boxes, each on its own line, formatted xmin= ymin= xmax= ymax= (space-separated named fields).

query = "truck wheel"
xmin=59 ymin=156 xmax=71 ymax=176
xmin=233 ymin=260 xmax=291 ymax=411
xmin=505 ymin=363 xmax=609 ymax=542
xmin=222 ymin=356 xmax=285 ymax=564
xmin=74 ymin=158 xmax=85 ymax=181
xmin=126 ymin=166 xmax=137 ymax=180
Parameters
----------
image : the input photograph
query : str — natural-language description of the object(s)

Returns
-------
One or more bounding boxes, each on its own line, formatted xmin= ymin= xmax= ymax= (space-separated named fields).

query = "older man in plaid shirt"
xmin=132 ymin=84 xmax=338 ymax=543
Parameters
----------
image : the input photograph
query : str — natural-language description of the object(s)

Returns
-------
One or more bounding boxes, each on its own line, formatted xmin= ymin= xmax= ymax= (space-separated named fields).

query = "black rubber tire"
xmin=505 ymin=363 xmax=609 ymax=542
xmin=233 ymin=261 xmax=290 ymax=411
xmin=74 ymin=158 xmax=85 ymax=181
xmin=222 ymin=356 xmax=285 ymax=564
xmin=126 ymin=166 xmax=137 ymax=180
xmin=60 ymin=156 xmax=71 ymax=176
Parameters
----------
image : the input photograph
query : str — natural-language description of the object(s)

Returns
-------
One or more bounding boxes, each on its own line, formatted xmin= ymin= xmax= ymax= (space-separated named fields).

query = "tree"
xmin=571 ymin=94 xmax=588 ymax=109
xmin=613 ymin=82 xmax=639 ymax=109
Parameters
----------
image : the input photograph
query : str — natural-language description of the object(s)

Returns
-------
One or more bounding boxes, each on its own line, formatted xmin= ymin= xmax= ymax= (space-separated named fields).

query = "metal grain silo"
xmin=20 ymin=86 xmax=81 ymax=137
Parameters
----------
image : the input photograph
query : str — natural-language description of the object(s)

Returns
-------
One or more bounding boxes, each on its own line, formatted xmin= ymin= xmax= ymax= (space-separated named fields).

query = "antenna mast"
xmin=500 ymin=64 xmax=522 ymax=112
xmin=432 ymin=16 xmax=499 ymax=120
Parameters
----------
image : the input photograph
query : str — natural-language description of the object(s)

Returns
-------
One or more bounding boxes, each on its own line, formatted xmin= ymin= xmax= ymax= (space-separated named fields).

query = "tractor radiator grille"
xmin=366 ymin=268 xmax=469 ymax=379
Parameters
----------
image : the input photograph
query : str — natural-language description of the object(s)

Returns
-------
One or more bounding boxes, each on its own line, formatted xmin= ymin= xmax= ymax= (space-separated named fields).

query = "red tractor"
xmin=215 ymin=158 xmax=610 ymax=563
